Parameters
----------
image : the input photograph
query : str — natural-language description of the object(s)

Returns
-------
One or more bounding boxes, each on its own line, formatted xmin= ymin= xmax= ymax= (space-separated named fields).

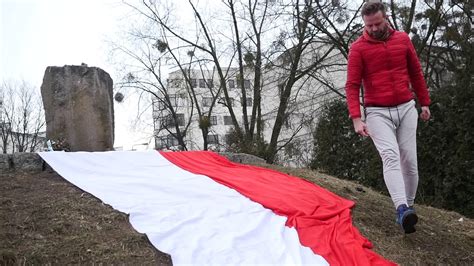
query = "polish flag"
xmin=39 ymin=150 xmax=395 ymax=266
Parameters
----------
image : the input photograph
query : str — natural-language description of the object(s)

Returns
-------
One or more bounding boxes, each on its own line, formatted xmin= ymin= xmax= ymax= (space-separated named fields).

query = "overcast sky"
xmin=1 ymin=0 xmax=156 ymax=150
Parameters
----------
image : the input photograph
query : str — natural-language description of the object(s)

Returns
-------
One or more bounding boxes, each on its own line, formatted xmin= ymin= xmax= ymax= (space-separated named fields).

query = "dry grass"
xmin=0 ymin=170 xmax=171 ymax=265
xmin=263 ymin=163 xmax=474 ymax=265
xmin=1 ymin=164 xmax=473 ymax=265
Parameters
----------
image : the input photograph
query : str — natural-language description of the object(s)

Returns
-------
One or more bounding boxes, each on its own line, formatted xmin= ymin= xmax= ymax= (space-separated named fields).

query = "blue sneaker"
xmin=396 ymin=204 xmax=418 ymax=234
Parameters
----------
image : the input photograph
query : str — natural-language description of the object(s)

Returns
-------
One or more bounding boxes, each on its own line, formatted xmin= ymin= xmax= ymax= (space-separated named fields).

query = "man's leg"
xmin=397 ymin=102 xmax=419 ymax=207
xmin=366 ymin=109 xmax=407 ymax=209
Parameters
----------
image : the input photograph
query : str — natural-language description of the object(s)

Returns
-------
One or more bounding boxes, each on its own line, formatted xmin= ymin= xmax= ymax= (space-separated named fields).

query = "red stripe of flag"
xmin=160 ymin=151 xmax=396 ymax=266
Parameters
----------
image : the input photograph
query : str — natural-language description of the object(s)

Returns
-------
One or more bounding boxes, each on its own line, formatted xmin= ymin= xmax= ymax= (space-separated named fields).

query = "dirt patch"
xmin=0 ymin=170 xmax=171 ymax=265
xmin=1 ymin=165 xmax=473 ymax=265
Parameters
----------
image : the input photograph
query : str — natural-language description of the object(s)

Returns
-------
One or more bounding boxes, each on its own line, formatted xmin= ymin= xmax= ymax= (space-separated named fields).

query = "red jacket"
xmin=345 ymin=29 xmax=431 ymax=119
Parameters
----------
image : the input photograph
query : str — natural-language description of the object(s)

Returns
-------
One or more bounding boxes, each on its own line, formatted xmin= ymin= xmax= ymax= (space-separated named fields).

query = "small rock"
xmin=458 ymin=217 xmax=464 ymax=222
xmin=34 ymin=233 xmax=45 ymax=240
xmin=11 ymin=153 xmax=44 ymax=172
xmin=219 ymin=152 xmax=266 ymax=164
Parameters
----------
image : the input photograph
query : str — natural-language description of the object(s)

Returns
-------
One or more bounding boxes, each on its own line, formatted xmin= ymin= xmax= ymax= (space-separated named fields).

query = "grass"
xmin=1 ymin=163 xmax=472 ymax=265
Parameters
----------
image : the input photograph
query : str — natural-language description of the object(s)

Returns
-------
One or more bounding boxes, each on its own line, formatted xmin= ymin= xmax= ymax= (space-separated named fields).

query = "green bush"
xmin=417 ymin=70 xmax=474 ymax=217
xmin=225 ymin=126 xmax=268 ymax=159
xmin=311 ymin=99 xmax=384 ymax=191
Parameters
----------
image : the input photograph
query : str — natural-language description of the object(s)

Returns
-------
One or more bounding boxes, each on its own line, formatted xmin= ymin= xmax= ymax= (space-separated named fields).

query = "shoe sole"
xmin=402 ymin=212 xmax=418 ymax=234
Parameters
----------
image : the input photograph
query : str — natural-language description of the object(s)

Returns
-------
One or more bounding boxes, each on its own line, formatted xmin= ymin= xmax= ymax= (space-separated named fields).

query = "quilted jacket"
xmin=345 ymin=28 xmax=431 ymax=119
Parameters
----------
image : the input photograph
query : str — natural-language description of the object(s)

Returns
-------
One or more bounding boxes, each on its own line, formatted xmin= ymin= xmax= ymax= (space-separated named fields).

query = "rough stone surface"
xmin=0 ymin=154 xmax=12 ymax=171
xmin=220 ymin=152 xmax=266 ymax=165
xmin=0 ymin=153 xmax=44 ymax=172
xmin=41 ymin=65 xmax=114 ymax=152
xmin=12 ymin=153 xmax=44 ymax=172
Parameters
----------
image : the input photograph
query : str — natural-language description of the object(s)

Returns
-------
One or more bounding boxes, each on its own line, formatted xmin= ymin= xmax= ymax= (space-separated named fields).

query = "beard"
xmin=369 ymin=22 xmax=389 ymax=40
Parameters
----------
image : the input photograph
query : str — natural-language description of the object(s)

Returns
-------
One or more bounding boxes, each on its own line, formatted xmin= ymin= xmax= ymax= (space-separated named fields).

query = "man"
xmin=345 ymin=2 xmax=431 ymax=234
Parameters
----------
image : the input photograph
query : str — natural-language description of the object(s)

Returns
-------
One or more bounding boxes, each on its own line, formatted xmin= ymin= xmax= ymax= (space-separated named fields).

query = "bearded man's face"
xmin=363 ymin=11 xmax=389 ymax=40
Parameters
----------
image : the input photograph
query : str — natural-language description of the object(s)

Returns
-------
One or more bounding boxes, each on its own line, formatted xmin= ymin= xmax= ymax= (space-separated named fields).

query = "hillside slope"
xmin=1 ymin=165 xmax=472 ymax=265
xmin=263 ymin=164 xmax=473 ymax=265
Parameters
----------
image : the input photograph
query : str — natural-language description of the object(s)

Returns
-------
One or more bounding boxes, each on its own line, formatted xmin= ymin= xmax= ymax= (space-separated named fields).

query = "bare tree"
xmin=383 ymin=0 xmax=471 ymax=92
xmin=112 ymin=42 xmax=192 ymax=150
xmin=118 ymin=0 xmax=362 ymax=163
xmin=111 ymin=2 xmax=232 ymax=150
xmin=0 ymin=80 xmax=45 ymax=153
xmin=264 ymin=0 xmax=341 ymax=163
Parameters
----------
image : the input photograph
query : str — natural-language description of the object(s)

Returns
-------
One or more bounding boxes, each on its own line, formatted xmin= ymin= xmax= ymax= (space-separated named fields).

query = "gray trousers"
xmin=366 ymin=100 xmax=419 ymax=209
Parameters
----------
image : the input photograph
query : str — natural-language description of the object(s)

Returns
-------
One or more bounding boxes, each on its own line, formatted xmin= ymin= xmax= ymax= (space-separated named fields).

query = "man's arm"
xmin=406 ymin=33 xmax=431 ymax=109
xmin=345 ymin=46 xmax=364 ymax=119
xmin=346 ymin=45 xmax=367 ymax=134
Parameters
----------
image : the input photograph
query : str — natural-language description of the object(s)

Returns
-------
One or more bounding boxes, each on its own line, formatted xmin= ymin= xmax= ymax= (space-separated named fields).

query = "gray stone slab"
xmin=41 ymin=65 xmax=114 ymax=152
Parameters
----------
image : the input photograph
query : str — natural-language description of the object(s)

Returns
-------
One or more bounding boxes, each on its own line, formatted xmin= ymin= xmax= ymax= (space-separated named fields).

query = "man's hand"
xmin=420 ymin=106 xmax=431 ymax=121
xmin=353 ymin=118 xmax=369 ymax=136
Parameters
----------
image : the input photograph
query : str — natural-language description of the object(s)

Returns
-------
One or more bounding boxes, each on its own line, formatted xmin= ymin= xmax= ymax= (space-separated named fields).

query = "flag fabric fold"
xmin=160 ymin=151 xmax=395 ymax=266
xmin=39 ymin=151 xmax=327 ymax=265
xmin=39 ymin=150 xmax=395 ymax=266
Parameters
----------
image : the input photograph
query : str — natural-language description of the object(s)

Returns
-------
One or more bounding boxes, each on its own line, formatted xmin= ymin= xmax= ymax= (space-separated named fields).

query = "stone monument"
xmin=41 ymin=65 xmax=114 ymax=151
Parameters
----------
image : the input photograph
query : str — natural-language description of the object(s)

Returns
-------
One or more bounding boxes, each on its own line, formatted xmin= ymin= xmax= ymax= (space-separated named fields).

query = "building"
xmin=153 ymin=43 xmax=346 ymax=166
xmin=153 ymin=67 xmax=251 ymax=151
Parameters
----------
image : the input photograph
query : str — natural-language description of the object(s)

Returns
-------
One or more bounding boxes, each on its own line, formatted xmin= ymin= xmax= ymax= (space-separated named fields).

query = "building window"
xmin=242 ymin=97 xmax=253 ymax=107
xmin=207 ymin=79 xmax=213 ymax=88
xmin=161 ymin=113 xmax=185 ymax=129
xmin=167 ymin=135 xmax=180 ymax=146
xmin=167 ymin=79 xmax=182 ymax=88
xmin=210 ymin=116 xmax=218 ymax=126
xmin=284 ymin=115 xmax=291 ymax=128
xmin=244 ymin=79 xmax=251 ymax=89
xmin=152 ymin=109 xmax=159 ymax=119
xmin=169 ymin=94 xmax=186 ymax=107
xmin=218 ymin=97 xmax=234 ymax=107
xmin=176 ymin=113 xmax=185 ymax=126
xmin=190 ymin=79 xmax=197 ymax=88
xmin=156 ymin=100 xmax=167 ymax=110
xmin=161 ymin=135 xmax=180 ymax=147
xmin=169 ymin=95 xmax=177 ymax=107
xmin=224 ymin=116 xmax=233 ymax=125
xmin=202 ymin=97 xmax=213 ymax=107
xmin=199 ymin=79 xmax=206 ymax=88
xmin=157 ymin=134 xmax=180 ymax=149
xmin=157 ymin=137 xmax=164 ymax=149
xmin=242 ymin=115 xmax=251 ymax=122
xmin=207 ymin=134 xmax=219 ymax=144
xmin=156 ymin=94 xmax=186 ymax=110
xmin=228 ymin=80 xmax=235 ymax=89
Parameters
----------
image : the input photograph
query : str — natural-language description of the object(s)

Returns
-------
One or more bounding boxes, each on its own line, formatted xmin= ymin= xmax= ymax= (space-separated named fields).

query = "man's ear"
xmin=385 ymin=16 xmax=394 ymax=28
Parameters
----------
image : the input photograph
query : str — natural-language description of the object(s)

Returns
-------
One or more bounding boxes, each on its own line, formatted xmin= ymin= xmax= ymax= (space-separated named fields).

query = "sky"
xmin=1 ymin=0 xmax=154 ymax=150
